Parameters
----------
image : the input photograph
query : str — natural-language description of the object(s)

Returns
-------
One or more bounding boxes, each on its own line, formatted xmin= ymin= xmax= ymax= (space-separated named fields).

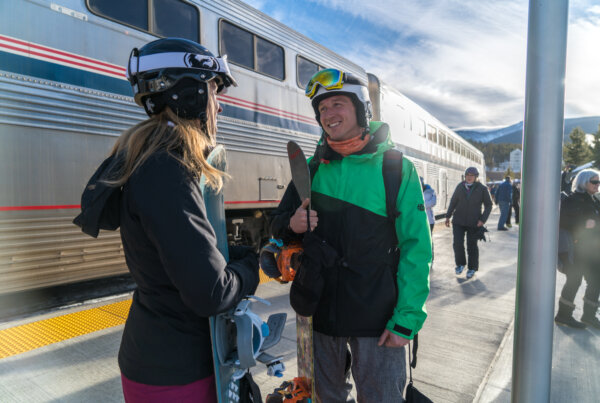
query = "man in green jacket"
xmin=270 ymin=69 xmax=431 ymax=402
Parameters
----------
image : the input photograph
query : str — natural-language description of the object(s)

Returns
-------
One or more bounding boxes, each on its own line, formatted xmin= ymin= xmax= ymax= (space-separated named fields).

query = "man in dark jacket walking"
xmin=494 ymin=177 xmax=513 ymax=230
xmin=445 ymin=167 xmax=493 ymax=279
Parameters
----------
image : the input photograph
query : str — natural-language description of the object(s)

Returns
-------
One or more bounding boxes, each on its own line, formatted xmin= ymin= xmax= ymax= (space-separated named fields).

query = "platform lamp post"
xmin=513 ymin=0 xmax=569 ymax=402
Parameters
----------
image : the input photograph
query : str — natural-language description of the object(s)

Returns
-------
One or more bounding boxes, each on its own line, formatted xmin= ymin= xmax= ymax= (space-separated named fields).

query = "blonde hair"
xmin=105 ymin=84 xmax=227 ymax=191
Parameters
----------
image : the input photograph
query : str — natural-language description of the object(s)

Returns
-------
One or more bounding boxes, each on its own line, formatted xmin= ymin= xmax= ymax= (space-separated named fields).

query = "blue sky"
xmin=245 ymin=0 xmax=599 ymax=130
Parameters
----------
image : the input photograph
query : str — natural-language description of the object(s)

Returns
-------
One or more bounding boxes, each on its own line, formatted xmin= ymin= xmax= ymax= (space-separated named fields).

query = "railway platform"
xmin=0 ymin=208 xmax=598 ymax=402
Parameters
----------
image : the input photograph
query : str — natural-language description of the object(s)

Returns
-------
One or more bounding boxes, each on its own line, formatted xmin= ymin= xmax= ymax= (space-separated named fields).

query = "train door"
xmin=440 ymin=169 xmax=448 ymax=209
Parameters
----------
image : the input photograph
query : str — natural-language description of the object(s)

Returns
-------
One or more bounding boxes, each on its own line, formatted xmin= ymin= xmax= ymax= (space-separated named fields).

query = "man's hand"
xmin=289 ymin=198 xmax=318 ymax=233
xmin=445 ymin=217 xmax=450 ymax=227
xmin=377 ymin=329 xmax=410 ymax=348
xmin=477 ymin=220 xmax=484 ymax=227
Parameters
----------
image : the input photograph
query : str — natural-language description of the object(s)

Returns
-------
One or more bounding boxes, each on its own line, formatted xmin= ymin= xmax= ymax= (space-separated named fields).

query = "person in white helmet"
xmin=271 ymin=68 xmax=431 ymax=402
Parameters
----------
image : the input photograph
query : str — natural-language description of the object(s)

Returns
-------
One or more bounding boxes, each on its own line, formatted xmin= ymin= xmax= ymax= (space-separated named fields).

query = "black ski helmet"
xmin=306 ymin=69 xmax=372 ymax=129
xmin=126 ymin=38 xmax=237 ymax=119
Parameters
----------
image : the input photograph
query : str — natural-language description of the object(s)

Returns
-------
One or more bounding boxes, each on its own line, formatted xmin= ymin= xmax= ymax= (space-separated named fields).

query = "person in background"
xmin=104 ymin=38 xmax=258 ymax=402
xmin=422 ymin=178 xmax=437 ymax=234
xmin=561 ymin=164 xmax=576 ymax=195
xmin=445 ymin=167 xmax=493 ymax=279
xmin=506 ymin=180 xmax=520 ymax=227
xmin=555 ymin=169 xmax=600 ymax=329
xmin=422 ymin=178 xmax=437 ymax=265
xmin=494 ymin=176 xmax=512 ymax=231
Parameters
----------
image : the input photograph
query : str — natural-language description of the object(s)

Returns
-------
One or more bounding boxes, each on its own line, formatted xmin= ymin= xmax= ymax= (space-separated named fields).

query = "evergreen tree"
xmin=563 ymin=126 xmax=592 ymax=166
xmin=504 ymin=167 xmax=514 ymax=179
xmin=591 ymin=124 xmax=600 ymax=170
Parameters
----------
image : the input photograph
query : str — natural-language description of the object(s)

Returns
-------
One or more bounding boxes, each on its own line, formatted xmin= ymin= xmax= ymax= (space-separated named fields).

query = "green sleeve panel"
xmin=386 ymin=158 xmax=432 ymax=339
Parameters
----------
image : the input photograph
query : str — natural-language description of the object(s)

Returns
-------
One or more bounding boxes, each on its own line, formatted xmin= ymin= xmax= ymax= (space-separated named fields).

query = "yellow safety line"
xmin=0 ymin=273 xmax=274 ymax=360
xmin=259 ymin=269 xmax=274 ymax=285
xmin=0 ymin=299 xmax=131 ymax=359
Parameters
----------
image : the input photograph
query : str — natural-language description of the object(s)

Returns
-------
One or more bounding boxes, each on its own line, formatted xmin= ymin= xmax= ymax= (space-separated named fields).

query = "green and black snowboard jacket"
xmin=271 ymin=121 xmax=431 ymax=339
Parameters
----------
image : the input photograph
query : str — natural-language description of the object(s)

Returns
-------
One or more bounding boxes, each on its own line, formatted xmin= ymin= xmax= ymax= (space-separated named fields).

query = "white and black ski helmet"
xmin=306 ymin=69 xmax=372 ymax=129
xmin=126 ymin=37 xmax=237 ymax=119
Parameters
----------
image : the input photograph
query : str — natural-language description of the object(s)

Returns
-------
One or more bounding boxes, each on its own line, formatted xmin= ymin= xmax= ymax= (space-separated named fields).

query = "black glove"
xmin=227 ymin=249 xmax=260 ymax=296
xmin=290 ymin=232 xmax=338 ymax=317
xmin=229 ymin=245 xmax=256 ymax=261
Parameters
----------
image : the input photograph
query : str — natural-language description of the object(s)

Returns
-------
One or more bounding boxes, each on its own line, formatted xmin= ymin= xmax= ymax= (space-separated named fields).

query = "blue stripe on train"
xmin=0 ymin=50 xmax=132 ymax=95
xmin=0 ymin=50 xmax=321 ymax=136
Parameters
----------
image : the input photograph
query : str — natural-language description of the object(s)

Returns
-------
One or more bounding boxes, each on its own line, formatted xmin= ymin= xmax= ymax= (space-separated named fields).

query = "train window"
xmin=221 ymin=21 xmax=253 ymax=69
xmin=413 ymin=118 xmax=426 ymax=137
xmin=438 ymin=130 xmax=447 ymax=147
xmin=297 ymin=56 xmax=323 ymax=89
xmin=89 ymin=0 xmax=148 ymax=30
xmin=427 ymin=124 xmax=437 ymax=143
xmin=153 ymin=0 xmax=198 ymax=40
xmin=87 ymin=0 xmax=199 ymax=41
xmin=447 ymin=137 xmax=454 ymax=151
xmin=220 ymin=20 xmax=285 ymax=81
xmin=256 ymin=37 xmax=284 ymax=79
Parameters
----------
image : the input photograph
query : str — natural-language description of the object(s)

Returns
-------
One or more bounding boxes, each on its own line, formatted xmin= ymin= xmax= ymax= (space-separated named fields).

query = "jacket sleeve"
xmin=128 ymin=154 xmax=258 ymax=317
xmin=269 ymin=180 xmax=303 ymax=243
xmin=480 ymin=185 xmax=493 ymax=223
xmin=386 ymin=158 xmax=431 ymax=339
xmin=446 ymin=185 xmax=460 ymax=218
xmin=560 ymin=195 xmax=582 ymax=233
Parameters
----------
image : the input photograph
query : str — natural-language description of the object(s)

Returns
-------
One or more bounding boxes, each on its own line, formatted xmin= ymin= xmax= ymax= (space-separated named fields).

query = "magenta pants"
xmin=121 ymin=373 xmax=217 ymax=403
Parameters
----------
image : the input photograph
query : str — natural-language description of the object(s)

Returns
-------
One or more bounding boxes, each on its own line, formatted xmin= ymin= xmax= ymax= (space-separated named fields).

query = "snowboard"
xmin=203 ymin=145 xmax=288 ymax=403
xmin=287 ymin=141 xmax=317 ymax=402
xmin=202 ymin=146 xmax=238 ymax=402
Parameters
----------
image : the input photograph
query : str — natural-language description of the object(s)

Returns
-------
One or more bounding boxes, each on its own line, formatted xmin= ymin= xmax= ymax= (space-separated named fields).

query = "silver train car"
xmin=0 ymin=0 xmax=485 ymax=294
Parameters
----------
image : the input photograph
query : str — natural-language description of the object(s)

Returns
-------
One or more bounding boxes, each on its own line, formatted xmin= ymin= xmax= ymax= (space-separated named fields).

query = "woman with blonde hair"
xmin=97 ymin=38 xmax=258 ymax=402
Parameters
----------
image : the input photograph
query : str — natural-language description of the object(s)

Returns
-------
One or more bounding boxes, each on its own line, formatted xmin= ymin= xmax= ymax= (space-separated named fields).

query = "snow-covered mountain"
xmin=456 ymin=116 xmax=600 ymax=144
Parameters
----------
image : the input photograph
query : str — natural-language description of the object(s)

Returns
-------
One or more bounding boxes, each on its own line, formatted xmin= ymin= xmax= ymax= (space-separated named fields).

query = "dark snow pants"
xmin=453 ymin=223 xmax=479 ymax=271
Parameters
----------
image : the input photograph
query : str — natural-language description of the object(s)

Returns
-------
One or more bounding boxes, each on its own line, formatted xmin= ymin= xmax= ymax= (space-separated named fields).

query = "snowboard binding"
xmin=214 ymin=295 xmax=287 ymax=380
xmin=266 ymin=376 xmax=312 ymax=403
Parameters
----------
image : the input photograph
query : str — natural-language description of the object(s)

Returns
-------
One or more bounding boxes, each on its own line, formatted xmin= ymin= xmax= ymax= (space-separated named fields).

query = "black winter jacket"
xmin=117 ymin=151 xmax=258 ymax=385
xmin=446 ymin=181 xmax=493 ymax=227
xmin=270 ymin=123 xmax=431 ymax=338
xmin=560 ymin=191 xmax=600 ymax=263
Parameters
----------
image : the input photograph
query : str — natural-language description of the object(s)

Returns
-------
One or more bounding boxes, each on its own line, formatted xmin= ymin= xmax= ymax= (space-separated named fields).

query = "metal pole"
xmin=512 ymin=0 xmax=569 ymax=402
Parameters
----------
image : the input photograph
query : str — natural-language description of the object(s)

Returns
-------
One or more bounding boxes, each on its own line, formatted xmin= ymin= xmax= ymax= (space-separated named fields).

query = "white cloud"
xmin=319 ymin=1 xmax=528 ymax=127
xmin=565 ymin=7 xmax=600 ymax=118
xmin=251 ymin=0 xmax=599 ymax=128
xmin=311 ymin=0 xmax=598 ymax=128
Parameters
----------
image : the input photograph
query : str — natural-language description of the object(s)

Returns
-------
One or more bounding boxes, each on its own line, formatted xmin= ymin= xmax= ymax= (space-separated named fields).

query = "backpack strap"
xmin=383 ymin=149 xmax=403 ymax=221
xmin=238 ymin=371 xmax=262 ymax=403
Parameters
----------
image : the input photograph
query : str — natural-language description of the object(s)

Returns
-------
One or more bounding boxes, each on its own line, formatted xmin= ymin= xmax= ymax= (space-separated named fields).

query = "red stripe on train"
xmin=0 ymin=201 xmax=280 ymax=211
xmin=0 ymin=34 xmax=125 ymax=73
xmin=0 ymin=205 xmax=81 ymax=211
